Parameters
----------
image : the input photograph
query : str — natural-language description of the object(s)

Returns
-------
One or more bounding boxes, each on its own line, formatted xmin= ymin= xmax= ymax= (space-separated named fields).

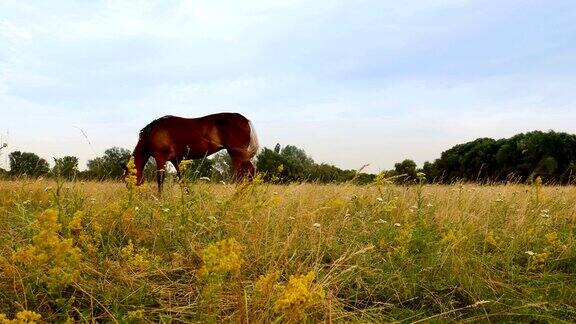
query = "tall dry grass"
xmin=0 ymin=178 xmax=575 ymax=322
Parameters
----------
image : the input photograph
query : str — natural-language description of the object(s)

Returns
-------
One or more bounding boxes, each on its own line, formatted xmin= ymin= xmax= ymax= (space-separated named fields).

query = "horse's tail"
xmin=247 ymin=120 xmax=259 ymax=158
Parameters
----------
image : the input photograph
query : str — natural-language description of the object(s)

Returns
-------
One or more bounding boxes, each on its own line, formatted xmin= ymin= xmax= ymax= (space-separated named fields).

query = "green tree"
xmin=354 ymin=172 xmax=376 ymax=185
xmin=256 ymin=144 xmax=315 ymax=182
xmin=256 ymin=143 xmax=375 ymax=184
xmin=394 ymin=159 xmax=417 ymax=183
xmin=422 ymin=161 xmax=439 ymax=182
xmin=279 ymin=145 xmax=314 ymax=181
xmin=425 ymin=130 xmax=576 ymax=184
xmin=86 ymin=147 xmax=131 ymax=180
xmin=9 ymin=151 xmax=50 ymax=177
xmin=255 ymin=147 xmax=288 ymax=182
xmin=310 ymin=163 xmax=343 ymax=183
xmin=52 ymin=156 xmax=79 ymax=180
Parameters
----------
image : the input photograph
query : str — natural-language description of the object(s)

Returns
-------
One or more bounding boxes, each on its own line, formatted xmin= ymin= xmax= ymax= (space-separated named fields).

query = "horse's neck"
xmin=133 ymin=142 xmax=150 ymax=173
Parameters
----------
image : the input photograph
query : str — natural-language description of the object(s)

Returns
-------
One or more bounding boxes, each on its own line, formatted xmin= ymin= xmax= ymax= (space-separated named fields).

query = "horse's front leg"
xmin=155 ymin=157 xmax=167 ymax=195
xmin=242 ymin=160 xmax=255 ymax=180
xmin=230 ymin=156 xmax=243 ymax=182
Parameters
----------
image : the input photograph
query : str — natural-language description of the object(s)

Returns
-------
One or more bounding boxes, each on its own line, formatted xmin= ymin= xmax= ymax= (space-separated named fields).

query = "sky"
xmin=1 ymin=0 xmax=575 ymax=172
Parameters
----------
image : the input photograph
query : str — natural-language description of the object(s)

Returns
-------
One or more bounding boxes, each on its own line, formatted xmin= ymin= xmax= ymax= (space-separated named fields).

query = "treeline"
xmin=0 ymin=144 xmax=374 ymax=184
xmin=254 ymin=130 xmax=576 ymax=184
xmin=1 ymin=130 xmax=575 ymax=184
xmin=255 ymin=144 xmax=375 ymax=184
xmin=1 ymin=148 xmax=135 ymax=181
xmin=422 ymin=130 xmax=576 ymax=184
xmin=0 ymin=147 xmax=234 ymax=183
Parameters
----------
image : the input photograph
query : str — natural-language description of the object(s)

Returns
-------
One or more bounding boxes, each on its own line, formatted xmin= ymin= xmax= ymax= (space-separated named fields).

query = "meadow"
xmin=0 ymin=177 xmax=575 ymax=323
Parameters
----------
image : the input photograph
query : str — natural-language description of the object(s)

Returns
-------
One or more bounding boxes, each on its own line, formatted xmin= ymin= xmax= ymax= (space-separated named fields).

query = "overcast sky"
xmin=1 ymin=0 xmax=575 ymax=172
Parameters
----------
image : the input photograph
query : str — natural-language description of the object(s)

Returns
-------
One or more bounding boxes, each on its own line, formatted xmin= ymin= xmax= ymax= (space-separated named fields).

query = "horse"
xmin=121 ymin=113 xmax=259 ymax=193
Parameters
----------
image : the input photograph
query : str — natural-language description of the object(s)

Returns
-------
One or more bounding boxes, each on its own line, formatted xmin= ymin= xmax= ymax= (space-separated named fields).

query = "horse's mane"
xmin=140 ymin=115 xmax=175 ymax=137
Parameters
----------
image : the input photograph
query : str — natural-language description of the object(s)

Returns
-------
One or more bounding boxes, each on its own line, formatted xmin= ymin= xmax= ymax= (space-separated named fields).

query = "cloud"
xmin=1 ymin=0 xmax=576 ymax=172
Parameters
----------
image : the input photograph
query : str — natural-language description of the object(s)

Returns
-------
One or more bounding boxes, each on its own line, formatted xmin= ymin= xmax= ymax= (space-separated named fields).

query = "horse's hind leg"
xmin=230 ymin=155 xmax=243 ymax=182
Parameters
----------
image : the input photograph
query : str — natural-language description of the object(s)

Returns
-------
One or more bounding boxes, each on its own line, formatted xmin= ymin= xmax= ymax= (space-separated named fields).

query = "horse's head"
xmin=120 ymin=158 xmax=145 ymax=186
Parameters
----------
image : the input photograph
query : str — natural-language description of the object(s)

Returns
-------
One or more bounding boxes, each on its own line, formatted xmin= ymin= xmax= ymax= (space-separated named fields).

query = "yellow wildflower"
xmin=544 ymin=232 xmax=565 ymax=251
xmin=120 ymin=240 xmax=150 ymax=270
xmin=15 ymin=310 xmax=42 ymax=323
xmin=533 ymin=176 xmax=543 ymax=202
xmin=178 ymin=159 xmax=193 ymax=173
xmin=0 ymin=310 xmax=42 ymax=323
xmin=68 ymin=211 xmax=84 ymax=232
xmin=273 ymin=271 xmax=325 ymax=321
xmin=441 ymin=229 xmax=467 ymax=249
xmin=92 ymin=219 xmax=102 ymax=236
xmin=374 ymin=171 xmax=393 ymax=185
xmin=327 ymin=198 xmax=345 ymax=209
xmin=127 ymin=309 xmax=145 ymax=320
xmin=545 ymin=232 xmax=557 ymax=243
xmin=125 ymin=156 xmax=138 ymax=189
xmin=484 ymin=231 xmax=499 ymax=251
xmin=528 ymin=251 xmax=550 ymax=271
xmin=120 ymin=240 xmax=135 ymax=257
xmin=7 ymin=209 xmax=80 ymax=291
xmin=381 ymin=222 xmax=413 ymax=257
xmin=130 ymin=253 xmax=150 ymax=269
xmin=200 ymin=238 xmax=243 ymax=276
xmin=254 ymin=270 xmax=281 ymax=296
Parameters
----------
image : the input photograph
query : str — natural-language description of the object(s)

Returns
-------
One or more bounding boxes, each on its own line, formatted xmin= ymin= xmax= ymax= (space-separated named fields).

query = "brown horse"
xmin=122 ymin=113 xmax=259 ymax=193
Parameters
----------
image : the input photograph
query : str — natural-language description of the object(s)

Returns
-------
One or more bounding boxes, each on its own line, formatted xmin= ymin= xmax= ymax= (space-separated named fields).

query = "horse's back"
xmin=141 ymin=113 xmax=252 ymax=154
xmin=144 ymin=113 xmax=247 ymax=130
xmin=202 ymin=112 xmax=248 ymax=124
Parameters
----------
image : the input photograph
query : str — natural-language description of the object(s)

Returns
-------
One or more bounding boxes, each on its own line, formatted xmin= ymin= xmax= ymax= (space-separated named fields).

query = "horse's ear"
xmin=120 ymin=163 xmax=128 ymax=171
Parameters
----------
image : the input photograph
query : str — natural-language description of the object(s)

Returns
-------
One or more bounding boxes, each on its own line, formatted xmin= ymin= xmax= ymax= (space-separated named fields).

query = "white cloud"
xmin=1 ymin=0 xmax=575 ymax=172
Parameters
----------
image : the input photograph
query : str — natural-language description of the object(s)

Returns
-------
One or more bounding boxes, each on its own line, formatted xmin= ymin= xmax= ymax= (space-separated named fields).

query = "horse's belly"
xmin=177 ymin=142 xmax=222 ymax=159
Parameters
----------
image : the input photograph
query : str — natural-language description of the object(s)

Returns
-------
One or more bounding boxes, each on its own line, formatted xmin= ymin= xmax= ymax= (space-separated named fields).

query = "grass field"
xmin=1 ymin=178 xmax=575 ymax=323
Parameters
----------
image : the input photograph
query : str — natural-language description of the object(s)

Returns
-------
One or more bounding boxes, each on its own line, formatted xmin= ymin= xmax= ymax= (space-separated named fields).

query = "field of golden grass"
xmin=1 ymin=179 xmax=575 ymax=323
